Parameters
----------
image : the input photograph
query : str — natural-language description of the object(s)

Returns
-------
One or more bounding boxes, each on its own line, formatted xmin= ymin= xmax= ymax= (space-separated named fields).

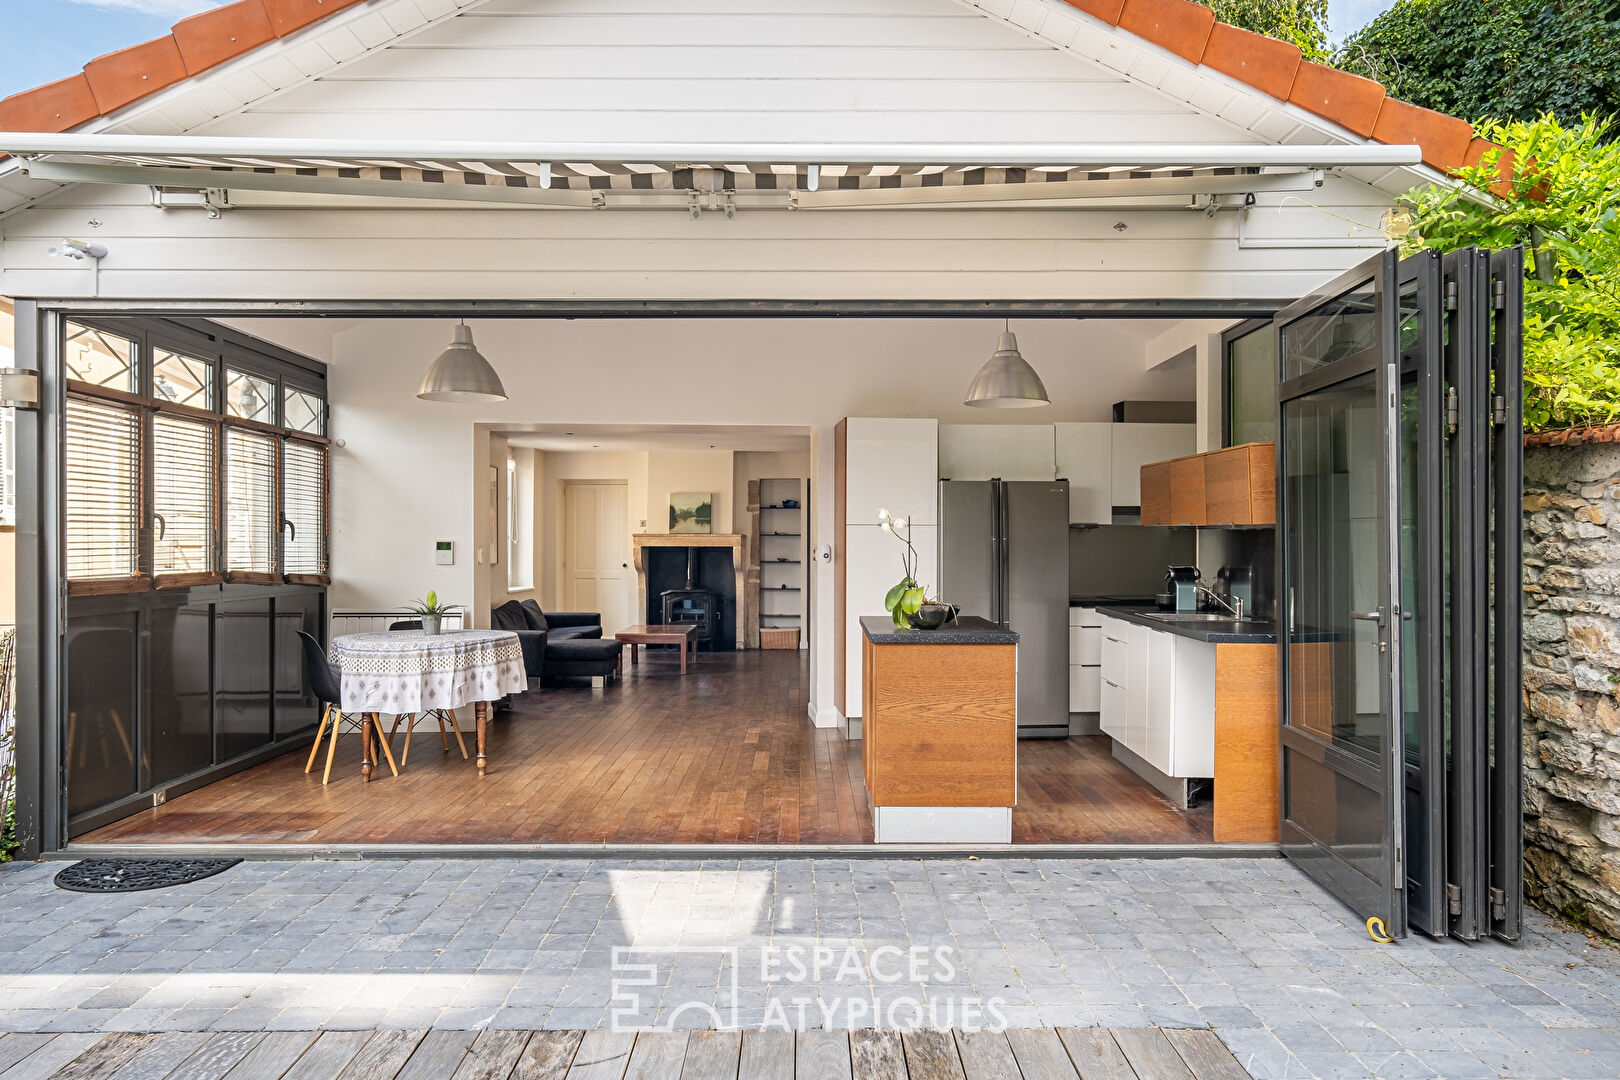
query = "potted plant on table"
xmin=877 ymin=508 xmax=956 ymax=630
xmin=405 ymin=591 xmax=461 ymax=635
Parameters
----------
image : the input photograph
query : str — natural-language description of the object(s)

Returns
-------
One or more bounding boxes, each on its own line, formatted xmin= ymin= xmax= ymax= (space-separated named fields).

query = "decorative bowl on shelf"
xmin=907 ymin=602 xmax=957 ymax=630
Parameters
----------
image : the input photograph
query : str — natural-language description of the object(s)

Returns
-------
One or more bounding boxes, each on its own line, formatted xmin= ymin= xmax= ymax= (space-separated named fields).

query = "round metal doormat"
xmin=54 ymin=858 xmax=243 ymax=894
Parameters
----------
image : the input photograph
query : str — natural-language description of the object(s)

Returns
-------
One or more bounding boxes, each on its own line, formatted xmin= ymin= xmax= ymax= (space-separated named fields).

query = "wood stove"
xmin=660 ymin=548 xmax=716 ymax=647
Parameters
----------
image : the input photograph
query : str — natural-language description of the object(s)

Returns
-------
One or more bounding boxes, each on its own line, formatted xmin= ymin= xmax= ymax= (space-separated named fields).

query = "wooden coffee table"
xmin=615 ymin=624 xmax=700 ymax=674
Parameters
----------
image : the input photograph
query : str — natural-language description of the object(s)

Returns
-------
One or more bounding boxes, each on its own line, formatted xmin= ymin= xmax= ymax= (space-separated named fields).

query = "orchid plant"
xmin=877 ymin=508 xmax=928 ymax=630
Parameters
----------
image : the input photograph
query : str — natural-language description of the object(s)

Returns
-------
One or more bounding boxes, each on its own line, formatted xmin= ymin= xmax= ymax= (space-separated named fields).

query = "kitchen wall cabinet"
xmin=1054 ymin=421 xmax=1193 ymax=525
xmin=939 ymin=424 xmax=1055 ymax=482
xmin=843 ymin=418 xmax=939 ymax=527
xmin=1140 ymin=442 xmax=1275 ymax=526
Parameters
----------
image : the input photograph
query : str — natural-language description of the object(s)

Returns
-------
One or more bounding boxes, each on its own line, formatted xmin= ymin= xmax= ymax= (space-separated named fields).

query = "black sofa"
xmin=491 ymin=600 xmax=622 ymax=686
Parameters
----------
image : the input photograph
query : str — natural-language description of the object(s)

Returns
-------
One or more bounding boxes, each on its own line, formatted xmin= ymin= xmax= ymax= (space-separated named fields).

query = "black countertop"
xmin=1092 ymin=605 xmax=1279 ymax=644
xmin=860 ymin=615 xmax=1020 ymax=645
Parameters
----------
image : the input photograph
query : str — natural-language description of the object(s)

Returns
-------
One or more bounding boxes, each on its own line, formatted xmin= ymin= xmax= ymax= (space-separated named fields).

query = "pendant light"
xmin=417 ymin=321 xmax=508 ymax=403
xmin=963 ymin=322 xmax=1049 ymax=408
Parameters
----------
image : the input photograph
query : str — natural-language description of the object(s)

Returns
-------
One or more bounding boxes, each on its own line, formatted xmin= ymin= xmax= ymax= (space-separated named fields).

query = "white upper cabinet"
xmin=1109 ymin=423 xmax=1196 ymax=508
xmin=843 ymin=418 xmax=939 ymax=527
xmin=938 ymin=425 xmax=1056 ymax=482
xmin=1054 ymin=422 xmax=1112 ymax=524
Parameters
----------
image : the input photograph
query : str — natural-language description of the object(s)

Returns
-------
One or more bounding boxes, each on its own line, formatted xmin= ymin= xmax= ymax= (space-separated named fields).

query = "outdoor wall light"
xmin=963 ymin=322 xmax=1050 ymax=408
xmin=417 ymin=321 xmax=508 ymax=403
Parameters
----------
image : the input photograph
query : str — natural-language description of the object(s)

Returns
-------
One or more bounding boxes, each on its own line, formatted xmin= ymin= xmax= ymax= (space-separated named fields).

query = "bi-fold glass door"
xmin=1275 ymin=247 xmax=1523 ymax=941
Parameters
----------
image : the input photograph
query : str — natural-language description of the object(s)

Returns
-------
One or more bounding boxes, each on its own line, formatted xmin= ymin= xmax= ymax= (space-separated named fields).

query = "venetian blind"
xmin=65 ymin=394 xmax=143 ymax=583
xmin=225 ymin=427 xmax=278 ymax=576
xmin=282 ymin=439 xmax=327 ymax=578
xmin=152 ymin=414 xmax=217 ymax=579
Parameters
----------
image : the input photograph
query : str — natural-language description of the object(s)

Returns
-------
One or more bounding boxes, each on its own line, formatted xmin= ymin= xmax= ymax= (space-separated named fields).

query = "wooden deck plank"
xmin=0 ymin=1034 xmax=101 ymax=1080
xmin=565 ymin=1031 xmax=635 ymax=1080
xmin=106 ymin=1033 xmax=212 ymax=1080
xmin=219 ymin=1032 xmax=319 ymax=1080
xmin=1055 ymin=1029 xmax=1137 ymax=1080
xmin=0 ymin=1034 xmax=55 ymax=1075
xmin=395 ymin=1030 xmax=477 ymax=1080
xmin=512 ymin=1031 xmax=584 ymax=1080
xmin=48 ymin=1033 xmax=156 ymax=1080
xmin=900 ymin=1030 xmax=966 ymax=1080
xmin=451 ymin=1031 xmax=533 ymax=1080
xmin=279 ymin=1031 xmax=374 ymax=1080
xmin=164 ymin=1032 xmax=265 ymax=1080
xmin=620 ymin=1031 xmax=686 ymax=1080
xmin=849 ymin=1029 xmax=904 ymax=1080
xmin=951 ymin=1030 xmax=1021 ymax=1080
xmin=795 ymin=1029 xmax=853 ymax=1080
xmin=1005 ymin=1029 xmax=1080 ymax=1080
xmin=1163 ymin=1029 xmax=1250 ymax=1080
xmin=1111 ymin=1028 xmax=1196 ymax=1080
xmin=336 ymin=1031 xmax=428 ymax=1080
xmin=680 ymin=1031 xmax=741 ymax=1080
xmin=736 ymin=1031 xmax=793 ymax=1080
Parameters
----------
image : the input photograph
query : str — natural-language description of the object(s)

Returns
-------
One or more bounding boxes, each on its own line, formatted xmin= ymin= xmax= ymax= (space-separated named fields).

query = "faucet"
xmin=1196 ymin=585 xmax=1244 ymax=621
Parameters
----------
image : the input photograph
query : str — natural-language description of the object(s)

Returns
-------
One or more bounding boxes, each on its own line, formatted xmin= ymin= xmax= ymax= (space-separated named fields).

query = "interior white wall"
xmin=325 ymin=315 xmax=1195 ymax=715
xmin=533 ymin=450 xmax=650 ymax=609
xmin=1142 ymin=320 xmax=1237 ymax=453
xmin=645 ymin=451 xmax=735 ymax=536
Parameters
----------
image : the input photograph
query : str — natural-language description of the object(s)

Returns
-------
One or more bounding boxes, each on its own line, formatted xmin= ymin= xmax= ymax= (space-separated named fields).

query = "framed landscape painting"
xmin=670 ymin=492 xmax=713 ymax=534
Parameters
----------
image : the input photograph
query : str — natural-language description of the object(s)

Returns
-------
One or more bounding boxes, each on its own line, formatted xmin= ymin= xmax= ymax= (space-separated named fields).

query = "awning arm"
xmin=0 ymin=133 xmax=1423 ymax=169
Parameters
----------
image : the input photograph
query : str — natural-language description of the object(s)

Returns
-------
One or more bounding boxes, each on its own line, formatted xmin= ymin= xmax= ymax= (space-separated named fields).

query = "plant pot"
xmin=421 ymin=613 xmax=442 ymax=635
xmin=907 ymin=602 xmax=956 ymax=630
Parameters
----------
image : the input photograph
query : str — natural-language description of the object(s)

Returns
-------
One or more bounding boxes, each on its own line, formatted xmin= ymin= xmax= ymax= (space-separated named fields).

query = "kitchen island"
xmin=860 ymin=615 xmax=1018 ymax=843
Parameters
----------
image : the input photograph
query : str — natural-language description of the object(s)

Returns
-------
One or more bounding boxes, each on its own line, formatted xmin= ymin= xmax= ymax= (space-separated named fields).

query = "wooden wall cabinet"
xmin=1139 ymin=442 xmax=1275 ymax=526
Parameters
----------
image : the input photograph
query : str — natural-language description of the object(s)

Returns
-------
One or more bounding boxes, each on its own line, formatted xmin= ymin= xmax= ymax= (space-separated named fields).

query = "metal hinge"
xmin=1490 ymin=887 xmax=1507 ymax=922
xmin=1493 ymin=394 xmax=1508 ymax=426
xmin=1446 ymin=882 xmax=1463 ymax=916
xmin=1445 ymin=281 xmax=1459 ymax=311
xmin=1446 ymin=385 xmax=1459 ymax=435
xmin=1492 ymin=279 xmax=1507 ymax=311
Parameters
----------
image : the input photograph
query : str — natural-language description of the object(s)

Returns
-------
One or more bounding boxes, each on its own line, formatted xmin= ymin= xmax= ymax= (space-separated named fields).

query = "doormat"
xmin=54 ymin=858 xmax=243 ymax=894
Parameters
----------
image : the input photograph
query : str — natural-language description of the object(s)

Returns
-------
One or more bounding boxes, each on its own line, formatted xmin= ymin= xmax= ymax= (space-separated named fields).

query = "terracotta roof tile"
xmin=173 ymin=0 xmax=276 ymax=74
xmin=84 ymin=37 xmax=190 ymax=114
xmin=0 ymin=74 xmax=101 ymax=133
xmin=1287 ymin=61 xmax=1386 ymax=137
xmin=1116 ymin=0 xmax=1217 ymax=63
xmin=1200 ymin=22 xmax=1300 ymax=100
xmin=1462 ymin=137 xmax=1517 ymax=197
xmin=1371 ymin=97 xmax=1474 ymax=173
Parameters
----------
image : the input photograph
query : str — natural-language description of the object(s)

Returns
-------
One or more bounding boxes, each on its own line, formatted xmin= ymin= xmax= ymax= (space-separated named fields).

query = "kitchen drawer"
xmin=1070 ymin=625 xmax=1100 ymax=665
xmin=1068 ymin=606 xmax=1086 ymax=627
xmin=1100 ymin=634 xmax=1127 ymax=684
xmin=1069 ymin=664 xmax=1101 ymax=712
xmin=1099 ymin=676 xmax=1126 ymax=738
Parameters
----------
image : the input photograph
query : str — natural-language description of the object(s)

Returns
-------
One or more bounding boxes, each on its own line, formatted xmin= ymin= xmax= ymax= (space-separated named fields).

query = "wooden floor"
xmin=80 ymin=652 xmax=1213 ymax=846
xmin=0 ymin=1027 xmax=1252 ymax=1079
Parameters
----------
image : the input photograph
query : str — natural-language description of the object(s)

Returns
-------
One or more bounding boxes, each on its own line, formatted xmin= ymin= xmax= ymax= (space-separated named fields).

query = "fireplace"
xmin=661 ymin=549 xmax=717 ymax=647
xmin=632 ymin=533 xmax=749 ymax=651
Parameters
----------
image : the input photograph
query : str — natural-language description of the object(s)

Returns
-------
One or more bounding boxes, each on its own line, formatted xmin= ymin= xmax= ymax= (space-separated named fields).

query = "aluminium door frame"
xmin=9 ymin=292 xmax=1312 ymax=858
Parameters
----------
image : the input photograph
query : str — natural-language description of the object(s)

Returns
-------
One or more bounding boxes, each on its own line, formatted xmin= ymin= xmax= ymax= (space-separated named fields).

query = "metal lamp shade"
xmin=963 ymin=330 xmax=1050 ymax=408
xmin=417 ymin=323 xmax=508 ymax=402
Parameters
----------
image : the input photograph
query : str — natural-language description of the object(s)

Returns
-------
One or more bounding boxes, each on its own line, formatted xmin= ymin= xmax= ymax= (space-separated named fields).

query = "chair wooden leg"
xmin=306 ymin=705 xmax=331 ymax=774
xmin=323 ymin=709 xmax=342 ymax=785
xmin=401 ymin=720 xmax=414 ymax=768
xmin=445 ymin=709 xmax=469 ymax=760
xmin=388 ymin=715 xmax=410 ymax=767
xmin=372 ymin=714 xmax=400 ymax=777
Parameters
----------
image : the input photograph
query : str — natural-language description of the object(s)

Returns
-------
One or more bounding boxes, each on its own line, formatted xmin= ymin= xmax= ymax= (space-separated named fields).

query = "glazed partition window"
xmin=61 ymin=317 xmax=329 ymax=832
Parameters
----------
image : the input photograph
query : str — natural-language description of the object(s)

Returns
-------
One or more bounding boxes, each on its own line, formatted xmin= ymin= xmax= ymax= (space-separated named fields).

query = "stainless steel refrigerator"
xmin=939 ymin=479 xmax=1071 ymax=739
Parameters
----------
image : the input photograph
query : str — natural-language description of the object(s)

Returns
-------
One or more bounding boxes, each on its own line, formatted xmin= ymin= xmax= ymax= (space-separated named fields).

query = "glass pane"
xmin=152 ymin=415 xmax=217 ymax=576
xmin=64 ymin=321 xmax=137 ymax=392
xmin=153 ymin=349 xmax=215 ymax=410
xmin=1281 ymin=281 xmax=1378 ymax=379
xmin=283 ymin=388 xmax=323 ymax=435
xmin=217 ymin=598 xmax=272 ymax=757
xmin=1282 ymin=370 xmax=1384 ymax=761
xmin=225 ymin=369 xmax=275 ymax=423
xmin=226 ymin=428 xmax=278 ymax=574
xmin=1226 ymin=325 xmax=1276 ymax=446
xmin=146 ymin=602 xmax=214 ymax=786
xmin=66 ymin=611 xmax=139 ymax=817
xmin=273 ymin=593 xmax=323 ymax=737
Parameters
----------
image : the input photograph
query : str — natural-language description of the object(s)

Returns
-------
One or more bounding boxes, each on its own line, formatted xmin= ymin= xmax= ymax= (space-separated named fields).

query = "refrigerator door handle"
xmin=997 ymin=482 xmax=1011 ymax=627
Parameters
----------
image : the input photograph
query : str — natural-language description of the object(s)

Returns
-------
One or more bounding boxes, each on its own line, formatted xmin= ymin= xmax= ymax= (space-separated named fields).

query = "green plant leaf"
xmin=891 ymin=605 xmax=912 ymax=629
xmin=884 ymin=581 xmax=908 ymax=612
xmin=900 ymin=587 xmax=926 ymax=616
xmin=425 ymin=589 xmax=438 ymax=610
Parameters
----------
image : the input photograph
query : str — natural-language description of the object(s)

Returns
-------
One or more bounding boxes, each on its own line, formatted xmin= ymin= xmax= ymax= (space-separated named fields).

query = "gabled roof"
xmin=0 ymin=0 xmax=1502 ymax=180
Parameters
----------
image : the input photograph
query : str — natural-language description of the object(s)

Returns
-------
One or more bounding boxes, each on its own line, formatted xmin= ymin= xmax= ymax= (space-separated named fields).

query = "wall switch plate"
xmin=435 ymin=540 xmax=455 ymax=566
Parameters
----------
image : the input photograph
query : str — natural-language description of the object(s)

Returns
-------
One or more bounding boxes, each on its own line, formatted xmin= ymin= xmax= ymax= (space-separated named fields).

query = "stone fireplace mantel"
xmin=632 ymin=533 xmax=749 ymax=650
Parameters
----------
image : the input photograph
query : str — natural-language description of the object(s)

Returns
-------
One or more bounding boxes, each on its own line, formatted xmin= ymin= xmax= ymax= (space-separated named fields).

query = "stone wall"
xmin=1522 ymin=438 xmax=1620 ymax=938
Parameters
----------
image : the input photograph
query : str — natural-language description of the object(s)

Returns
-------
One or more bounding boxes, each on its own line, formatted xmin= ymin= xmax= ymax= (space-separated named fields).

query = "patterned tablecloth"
xmin=330 ymin=629 xmax=527 ymax=714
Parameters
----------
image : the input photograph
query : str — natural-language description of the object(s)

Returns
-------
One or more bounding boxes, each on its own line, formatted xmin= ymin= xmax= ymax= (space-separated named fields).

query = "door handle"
xmin=1351 ymin=610 xmax=1384 ymax=623
xmin=152 ymin=512 xmax=166 ymax=542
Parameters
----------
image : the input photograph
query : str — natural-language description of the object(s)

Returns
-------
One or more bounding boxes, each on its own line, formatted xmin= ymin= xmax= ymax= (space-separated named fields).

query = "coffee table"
xmin=615 ymin=624 xmax=700 ymax=674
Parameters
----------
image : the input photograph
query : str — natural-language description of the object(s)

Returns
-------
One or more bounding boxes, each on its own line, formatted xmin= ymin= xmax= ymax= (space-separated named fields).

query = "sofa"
xmin=490 ymin=600 xmax=622 ymax=686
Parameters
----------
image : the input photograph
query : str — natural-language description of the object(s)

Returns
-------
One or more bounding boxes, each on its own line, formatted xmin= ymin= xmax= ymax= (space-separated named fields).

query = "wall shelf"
xmin=755 ymin=477 xmax=807 ymax=648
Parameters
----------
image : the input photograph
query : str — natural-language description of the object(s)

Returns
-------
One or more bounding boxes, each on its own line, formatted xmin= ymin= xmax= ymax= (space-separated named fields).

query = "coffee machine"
xmin=1165 ymin=565 xmax=1200 ymax=612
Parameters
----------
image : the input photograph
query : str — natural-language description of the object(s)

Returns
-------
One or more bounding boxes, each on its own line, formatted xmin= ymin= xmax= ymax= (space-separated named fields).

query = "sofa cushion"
xmin=490 ymin=601 xmax=529 ymax=633
xmin=519 ymin=599 xmax=548 ymax=631
xmin=548 ymin=625 xmax=600 ymax=641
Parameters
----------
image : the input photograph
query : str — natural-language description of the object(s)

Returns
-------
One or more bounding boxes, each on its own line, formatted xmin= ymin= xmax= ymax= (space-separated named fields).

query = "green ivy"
xmin=1403 ymin=114 xmax=1620 ymax=430
xmin=1207 ymin=0 xmax=1331 ymax=60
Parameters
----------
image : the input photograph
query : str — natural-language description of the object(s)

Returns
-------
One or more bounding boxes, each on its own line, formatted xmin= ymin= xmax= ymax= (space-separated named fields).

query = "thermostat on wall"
xmin=435 ymin=540 xmax=455 ymax=566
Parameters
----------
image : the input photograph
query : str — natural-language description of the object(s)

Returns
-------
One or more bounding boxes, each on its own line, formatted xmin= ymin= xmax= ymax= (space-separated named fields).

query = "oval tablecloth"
xmin=330 ymin=629 xmax=526 ymax=714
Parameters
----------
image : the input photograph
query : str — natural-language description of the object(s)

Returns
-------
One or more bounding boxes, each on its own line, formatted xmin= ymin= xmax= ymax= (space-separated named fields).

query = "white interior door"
xmin=564 ymin=482 xmax=632 ymax=634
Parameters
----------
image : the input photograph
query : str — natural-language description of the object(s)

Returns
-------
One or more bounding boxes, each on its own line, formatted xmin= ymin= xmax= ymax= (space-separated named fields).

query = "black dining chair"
xmin=298 ymin=630 xmax=397 ymax=784
xmin=380 ymin=620 xmax=469 ymax=766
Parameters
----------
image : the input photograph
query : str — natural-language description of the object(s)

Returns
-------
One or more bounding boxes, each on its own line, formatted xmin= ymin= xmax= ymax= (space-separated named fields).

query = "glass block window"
xmin=283 ymin=387 xmax=324 ymax=435
xmin=225 ymin=368 xmax=275 ymax=424
xmin=153 ymin=349 xmax=215 ymax=410
xmin=64 ymin=321 xmax=137 ymax=392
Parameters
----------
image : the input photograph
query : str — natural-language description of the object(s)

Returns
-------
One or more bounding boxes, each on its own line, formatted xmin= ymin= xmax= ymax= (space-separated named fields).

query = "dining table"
xmin=329 ymin=628 xmax=527 ymax=781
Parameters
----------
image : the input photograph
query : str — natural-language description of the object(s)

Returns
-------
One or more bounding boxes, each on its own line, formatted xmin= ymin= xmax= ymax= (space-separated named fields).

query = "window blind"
xmin=152 ymin=414 xmax=218 ymax=580
xmin=282 ymin=439 xmax=327 ymax=578
xmin=225 ymin=427 xmax=278 ymax=577
xmin=65 ymin=394 xmax=143 ymax=585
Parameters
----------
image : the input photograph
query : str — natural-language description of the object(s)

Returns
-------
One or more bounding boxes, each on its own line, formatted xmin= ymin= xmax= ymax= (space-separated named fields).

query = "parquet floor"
xmin=79 ymin=651 xmax=1213 ymax=846
xmin=0 ymin=1027 xmax=1252 ymax=1079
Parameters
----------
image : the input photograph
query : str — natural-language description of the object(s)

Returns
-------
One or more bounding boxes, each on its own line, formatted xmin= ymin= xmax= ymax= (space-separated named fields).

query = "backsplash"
xmin=1068 ymin=525 xmax=1196 ymax=598
xmin=1196 ymin=528 xmax=1276 ymax=620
